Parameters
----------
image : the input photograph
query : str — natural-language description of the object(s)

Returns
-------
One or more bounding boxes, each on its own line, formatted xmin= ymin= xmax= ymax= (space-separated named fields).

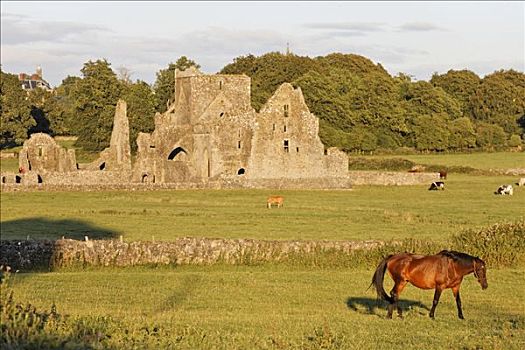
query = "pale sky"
xmin=1 ymin=1 xmax=524 ymax=87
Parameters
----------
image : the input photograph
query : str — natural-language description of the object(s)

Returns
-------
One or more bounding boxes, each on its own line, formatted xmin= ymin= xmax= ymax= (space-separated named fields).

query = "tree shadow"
xmin=0 ymin=217 xmax=119 ymax=241
xmin=346 ymin=296 xmax=429 ymax=316
xmin=1 ymin=217 xmax=119 ymax=271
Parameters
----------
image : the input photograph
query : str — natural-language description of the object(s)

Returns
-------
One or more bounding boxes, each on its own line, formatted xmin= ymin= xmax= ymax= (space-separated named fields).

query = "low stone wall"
xmin=348 ymin=171 xmax=439 ymax=185
xmin=0 ymin=238 xmax=384 ymax=270
xmin=1 ymin=176 xmax=351 ymax=192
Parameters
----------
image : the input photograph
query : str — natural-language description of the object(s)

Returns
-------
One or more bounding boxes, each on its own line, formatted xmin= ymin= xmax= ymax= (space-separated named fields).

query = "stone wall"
xmin=348 ymin=171 xmax=439 ymax=185
xmin=0 ymin=238 xmax=385 ymax=270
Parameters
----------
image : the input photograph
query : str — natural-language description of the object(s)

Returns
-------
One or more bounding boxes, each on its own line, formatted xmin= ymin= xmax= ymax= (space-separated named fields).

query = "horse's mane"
xmin=438 ymin=250 xmax=476 ymax=264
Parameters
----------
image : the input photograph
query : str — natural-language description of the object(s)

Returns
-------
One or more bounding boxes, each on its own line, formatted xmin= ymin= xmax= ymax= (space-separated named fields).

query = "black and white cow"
xmin=428 ymin=181 xmax=445 ymax=191
xmin=495 ymin=185 xmax=513 ymax=196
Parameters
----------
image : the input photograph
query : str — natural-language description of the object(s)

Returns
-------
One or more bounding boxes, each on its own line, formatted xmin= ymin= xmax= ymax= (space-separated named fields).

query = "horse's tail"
xmin=370 ymin=255 xmax=394 ymax=303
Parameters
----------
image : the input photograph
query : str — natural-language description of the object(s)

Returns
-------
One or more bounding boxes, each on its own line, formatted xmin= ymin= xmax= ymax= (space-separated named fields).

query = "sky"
xmin=1 ymin=1 xmax=524 ymax=87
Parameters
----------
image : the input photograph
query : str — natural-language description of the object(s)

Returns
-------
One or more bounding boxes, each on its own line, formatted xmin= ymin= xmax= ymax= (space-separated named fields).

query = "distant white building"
xmin=18 ymin=66 xmax=52 ymax=92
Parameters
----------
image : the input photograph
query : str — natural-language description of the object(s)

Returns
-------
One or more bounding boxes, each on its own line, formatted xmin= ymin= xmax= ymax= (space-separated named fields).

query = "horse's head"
xmin=473 ymin=258 xmax=488 ymax=290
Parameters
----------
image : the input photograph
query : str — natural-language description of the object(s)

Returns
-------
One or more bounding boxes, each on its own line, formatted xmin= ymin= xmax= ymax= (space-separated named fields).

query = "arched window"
xmin=168 ymin=147 xmax=187 ymax=160
xmin=237 ymin=168 xmax=245 ymax=175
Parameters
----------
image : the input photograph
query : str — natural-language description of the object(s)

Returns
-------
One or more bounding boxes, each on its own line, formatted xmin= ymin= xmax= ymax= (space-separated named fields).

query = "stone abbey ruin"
xmin=2 ymin=68 xmax=356 ymax=189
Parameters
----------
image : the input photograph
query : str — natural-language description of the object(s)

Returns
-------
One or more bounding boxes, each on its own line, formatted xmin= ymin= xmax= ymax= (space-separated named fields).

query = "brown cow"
xmin=267 ymin=195 xmax=284 ymax=209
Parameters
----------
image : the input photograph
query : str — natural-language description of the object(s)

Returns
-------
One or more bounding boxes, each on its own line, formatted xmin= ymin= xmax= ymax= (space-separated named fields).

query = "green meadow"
xmin=1 ymin=152 xmax=524 ymax=349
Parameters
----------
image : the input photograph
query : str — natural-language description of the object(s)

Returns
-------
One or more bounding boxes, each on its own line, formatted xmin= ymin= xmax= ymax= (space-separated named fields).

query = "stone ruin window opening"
xmin=99 ymin=162 xmax=106 ymax=170
xmin=149 ymin=145 xmax=156 ymax=149
xmin=237 ymin=168 xmax=245 ymax=175
xmin=284 ymin=125 xmax=287 ymax=132
xmin=284 ymin=140 xmax=289 ymax=153
xmin=168 ymin=147 xmax=187 ymax=161
xmin=296 ymin=147 xmax=300 ymax=153
xmin=15 ymin=175 xmax=22 ymax=184
xmin=324 ymin=149 xmax=328 ymax=155
xmin=273 ymin=124 xmax=276 ymax=131
xmin=38 ymin=146 xmax=43 ymax=157
xmin=37 ymin=174 xmax=43 ymax=184
xmin=220 ymin=112 xmax=225 ymax=117
xmin=284 ymin=104 xmax=289 ymax=118
xmin=1 ymin=176 xmax=6 ymax=184
xmin=219 ymin=81 xmax=223 ymax=90
xmin=238 ymin=140 xmax=241 ymax=149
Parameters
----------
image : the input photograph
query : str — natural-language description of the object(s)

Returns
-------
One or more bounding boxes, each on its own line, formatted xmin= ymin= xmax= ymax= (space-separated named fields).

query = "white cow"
xmin=518 ymin=178 xmax=525 ymax=187
xmin=495 ymin=185 xmax=513 ymax=196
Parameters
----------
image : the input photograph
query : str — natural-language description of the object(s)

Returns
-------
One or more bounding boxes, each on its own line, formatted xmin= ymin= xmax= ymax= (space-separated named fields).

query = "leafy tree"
xmin=47 ymin=76 xmax=82 ymax=136
xmin=27 ymin=88 xmax=52 ymax=135
xmin=409 ymin=114 xmax=451 ymax=151
xmin=448 ymin=117 xmax=476 ymax=150
xmin=430 ymin=69 xmax=481 ymax=116
xmin=469 ymin=70 xmax=525 ymax=135
xmin=508 ymin=134 xmax=522 ymax=148
xmin=475 ymin=122 xmax=507 ymax=148
xmin=154 ymin=56 xmax=200 ymax=113
xmin=221 ymin=52 xmax=315 ymax=111
xmin=73 ymin=59 xmax=122 ymax=152
xmin=121 ymin=80 xmax=156 ymax=152
xmin=0 ymin=70 xmax=34 ymax=148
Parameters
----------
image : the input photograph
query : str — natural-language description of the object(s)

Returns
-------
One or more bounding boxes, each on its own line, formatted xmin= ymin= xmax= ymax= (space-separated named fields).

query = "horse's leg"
xmin=387 ymin=279 xmax=404 ymax=319
xmin=452 ymin=286 xmax=464 ymax=320
xmin=429 ymin=288 xmax=442 ymax=319
xmin=391 ymin=280 xmax=407 ymax=318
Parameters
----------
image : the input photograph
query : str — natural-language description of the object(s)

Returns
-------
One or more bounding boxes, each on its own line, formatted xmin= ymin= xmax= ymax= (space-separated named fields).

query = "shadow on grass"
xmin=0 ymin=217 xmax=119 ymax=241
xmin=0 ymin=218 xmax=119 ymax=270
xmin=346 ymin=296 xmax=429 ymax=316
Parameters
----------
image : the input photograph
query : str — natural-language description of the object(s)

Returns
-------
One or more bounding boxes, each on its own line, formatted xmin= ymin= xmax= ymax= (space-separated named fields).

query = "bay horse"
xmin=371 ymin=250 xmax=487 ymax=319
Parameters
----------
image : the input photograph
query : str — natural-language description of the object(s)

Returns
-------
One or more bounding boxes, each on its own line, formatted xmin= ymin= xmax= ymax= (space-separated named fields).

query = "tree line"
xmin=1 ymin=52 xmax=524 ymax=153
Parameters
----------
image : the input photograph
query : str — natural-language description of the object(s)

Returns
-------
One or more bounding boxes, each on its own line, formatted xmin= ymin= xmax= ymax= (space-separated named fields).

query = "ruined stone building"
xmin=3 ymin=68 xmax=350 ymax=189
xmin=132 ymin=67 xmax=348 ymax=185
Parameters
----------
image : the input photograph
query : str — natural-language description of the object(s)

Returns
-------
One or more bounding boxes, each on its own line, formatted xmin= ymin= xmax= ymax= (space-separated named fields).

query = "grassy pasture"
xmin=2 ymin=152 xmax=524 ymax=349
xmin=360 ymin=151 xmax=525 ymax=170
xmin=6 ymin=265 xmax=525 ymax=349
xmin=1 ymin=174 xmax=524 ymax=242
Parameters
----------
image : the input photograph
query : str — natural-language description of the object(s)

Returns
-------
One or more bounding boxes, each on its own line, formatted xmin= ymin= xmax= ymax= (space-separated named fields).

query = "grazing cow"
xmin=267 ymin=195 xmax=284 ymax=208
xmin=495 ymin=185 xmax=513 ymax=196
xmin=428 ymin=181 xmax=445 ymax=191
xmin=517 ymin=178 xmax=525 ymax=187
xmin=439 ymin=171 xmax=448 ymax=180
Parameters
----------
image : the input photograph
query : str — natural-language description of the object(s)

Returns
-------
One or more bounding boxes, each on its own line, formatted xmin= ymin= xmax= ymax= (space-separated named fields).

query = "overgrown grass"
xmin=3 ymin=265 xmax=524 ymax=349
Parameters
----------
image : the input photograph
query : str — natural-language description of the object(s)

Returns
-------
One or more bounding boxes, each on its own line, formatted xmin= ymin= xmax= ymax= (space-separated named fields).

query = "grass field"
xmin=2 ymin=152 xmax=524 ymax=349
xmin=1 ymin=174 xmax=524 ymax=242
xmin=360 ymin=151 xmax=525 ymax=170
xmin=5 ymin=265 xmax=525 ymax=349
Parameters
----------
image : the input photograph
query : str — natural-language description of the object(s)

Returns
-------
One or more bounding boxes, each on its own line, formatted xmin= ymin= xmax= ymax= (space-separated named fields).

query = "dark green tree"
xmin=153 ymin=56 xmax=200 ymax=113
xmin=73 ymin=59 xmax=122 ymax=152
xmin=448 ymin=117 xmax=476 ymax=150
xmin=430 ymin=69 xmax=481 ymax=116
xmin=221 ymin=52 xmax=315 ymax=111
xmin=121 ymin=80 xmax=156 ymax=152
xmin=27 ymin=88 xmax=52 ymax=135
xmin=469 ymin=69 xmax=525 ymax=136
xmin=0 ymin=70 xmax=34 ymax=148
xmin=475 ymin=122 xmax=507 ymax=148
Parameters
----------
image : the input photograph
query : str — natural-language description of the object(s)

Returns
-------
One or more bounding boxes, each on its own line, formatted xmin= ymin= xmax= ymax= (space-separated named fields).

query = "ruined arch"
xmin=237 ymin=168 xmax=245 ymax=175
xmin=168 ymin=147 xmax=188 ymax=161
